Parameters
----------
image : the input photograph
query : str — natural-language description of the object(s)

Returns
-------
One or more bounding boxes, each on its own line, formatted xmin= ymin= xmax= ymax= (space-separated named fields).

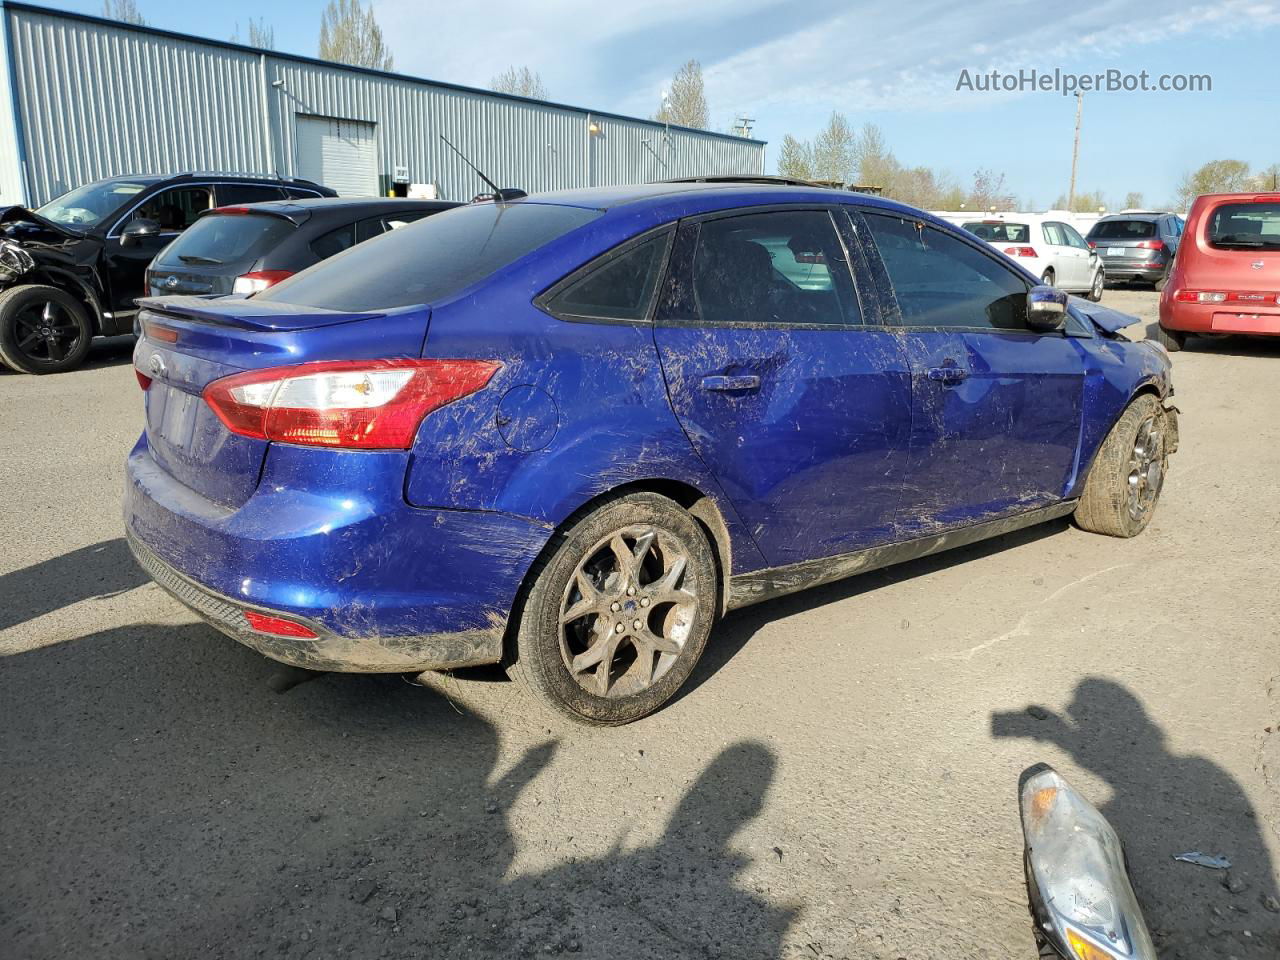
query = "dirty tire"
xmin=1153 ymin=323 xmax=1184 ymax=352
xmin=1074 ymin=394 xmax=1168 ymax=538
xmin=1087 ymin=268 xmax=1105 ymax=302
xmin=507 ymin=492 xmax=717 ymax=725
xmin=0 ymin=284 xmax=93 ymax=374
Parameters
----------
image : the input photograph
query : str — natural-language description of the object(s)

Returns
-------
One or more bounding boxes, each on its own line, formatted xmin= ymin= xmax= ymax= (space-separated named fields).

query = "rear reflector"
xmin=135 ymin=370 xmax=152 ymax=390
xmin=204 ymin=358 xmax=502 ymax=449
xmin=1003 ymin=246 xmax=1039 ymax=258
xmin=243 ymin=610 xmax=318 ymax=639
xmin=233 ymin=270 xmax=294 ymax=295
xmin=142 ymin=319 xmax=179 ymax=343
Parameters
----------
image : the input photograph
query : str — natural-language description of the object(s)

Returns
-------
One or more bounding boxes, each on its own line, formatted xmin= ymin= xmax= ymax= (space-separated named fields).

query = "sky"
xmin=42 ymin=0 xmax=1280 ymax=208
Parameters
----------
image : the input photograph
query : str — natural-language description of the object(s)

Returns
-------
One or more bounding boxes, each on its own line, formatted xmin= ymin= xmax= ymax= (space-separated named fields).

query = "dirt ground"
xmin=2 ymin=288 xmax=1278 ymax=960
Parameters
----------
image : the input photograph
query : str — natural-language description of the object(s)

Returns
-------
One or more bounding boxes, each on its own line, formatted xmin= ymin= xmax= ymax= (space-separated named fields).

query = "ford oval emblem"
xmin=1252 ymin=260 xmax=1265 ymax=270
xmin=147 ymin=353 xmax=166 ymax=377
xmin=165 ymin=275 xmax=180 ymax=289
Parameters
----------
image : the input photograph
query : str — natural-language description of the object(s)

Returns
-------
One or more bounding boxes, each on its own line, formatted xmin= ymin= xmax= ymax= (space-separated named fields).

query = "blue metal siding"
xmin=1 ymin=3 xmax=764 ymax=206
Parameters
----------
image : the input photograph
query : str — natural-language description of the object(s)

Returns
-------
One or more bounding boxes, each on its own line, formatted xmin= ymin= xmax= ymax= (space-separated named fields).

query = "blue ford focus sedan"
xmin=124 ymin=182 xmax=1178 ymax=724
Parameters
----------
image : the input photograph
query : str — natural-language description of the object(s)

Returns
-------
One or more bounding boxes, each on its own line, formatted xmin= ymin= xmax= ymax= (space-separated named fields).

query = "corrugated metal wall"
xmin=0 ymin=4 xmax=764 ymax=206
xmin=0 ymin=12 xmax=25 ymax=203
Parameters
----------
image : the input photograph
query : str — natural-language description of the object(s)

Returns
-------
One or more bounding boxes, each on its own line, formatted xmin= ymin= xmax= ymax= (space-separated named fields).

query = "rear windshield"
xmin=158 ymin=213 xmax=296 ymax=265
xmin=1206 ymin=202 xmax=1280 ymax=251
xmin=1089 ymin=219 xmax=1156 ymax=240
xmin=962 ymin=222 xmax=1029 ymax=243
xmin=258 ymin=202 xmax=602 ymax=311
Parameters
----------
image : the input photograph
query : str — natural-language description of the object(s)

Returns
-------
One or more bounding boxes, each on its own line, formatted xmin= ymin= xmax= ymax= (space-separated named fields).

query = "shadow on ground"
xmin=0 ymin=334 xmax=135 ymax=377
xmin=0 ymin=538 xmax=148 ymax=632
xmin=994 ymin=678 xmax=1280 ymax=959
xmin=0 ymin=623 xmax=794 ymax=959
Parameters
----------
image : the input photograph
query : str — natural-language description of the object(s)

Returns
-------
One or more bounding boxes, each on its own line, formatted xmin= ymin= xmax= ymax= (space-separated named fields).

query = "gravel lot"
xmin=2 ymin=288 xmax=1278 ymax=960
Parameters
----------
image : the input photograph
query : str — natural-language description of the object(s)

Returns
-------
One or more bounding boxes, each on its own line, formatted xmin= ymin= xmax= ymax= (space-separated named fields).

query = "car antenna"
xmin=440 ymin=135 xmax=527 ymax=203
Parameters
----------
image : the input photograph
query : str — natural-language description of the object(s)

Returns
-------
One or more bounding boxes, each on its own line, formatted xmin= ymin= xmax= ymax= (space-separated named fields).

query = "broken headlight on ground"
xmin=0 ymin=240 xmax=34 ymax=283
xmin=1020 ymin=765 xmax=1157 ymax=960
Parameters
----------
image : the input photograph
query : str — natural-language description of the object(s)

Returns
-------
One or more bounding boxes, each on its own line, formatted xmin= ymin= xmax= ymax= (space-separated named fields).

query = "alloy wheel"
xmin=13 ymin=299 xmax=83 ymax=365
xmin=1127 ymin=415 xmax=1164 ymax=521
xmin=558 ymin=524 xmax=700 ymax=699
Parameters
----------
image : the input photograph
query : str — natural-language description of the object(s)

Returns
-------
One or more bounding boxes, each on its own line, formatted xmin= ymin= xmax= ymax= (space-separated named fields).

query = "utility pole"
xmin=1067 ymin=92 xmax=1083 ymax=210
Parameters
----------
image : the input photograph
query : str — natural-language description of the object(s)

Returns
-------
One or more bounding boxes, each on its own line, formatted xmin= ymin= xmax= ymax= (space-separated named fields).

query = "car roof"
xmin=1096 ymin=212 xmax=1166 ymax=222
xmin=201 ymin=197 xmax=458 ymax=225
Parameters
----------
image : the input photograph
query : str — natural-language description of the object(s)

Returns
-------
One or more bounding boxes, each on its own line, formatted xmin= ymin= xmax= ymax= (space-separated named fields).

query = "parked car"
xmin=146 ymin=198 xmax=459 ymax=299
xmin=1086 ymin=211 xmax=1183 ymax=291
xmin=124 ymin=183 xmax=1178 ymax=724
xmin=1156 ymin=192 xmax=1280 ymax=351
xmin=961 ymin=214 xmax=1104 ymax=300
xmin=0 ymin=172 xmax=334 ymax=374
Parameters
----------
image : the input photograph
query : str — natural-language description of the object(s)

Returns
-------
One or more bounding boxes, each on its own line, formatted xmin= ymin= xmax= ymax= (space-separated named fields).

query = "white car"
xmin=960 ymin=214 xmax=1105 ymax=301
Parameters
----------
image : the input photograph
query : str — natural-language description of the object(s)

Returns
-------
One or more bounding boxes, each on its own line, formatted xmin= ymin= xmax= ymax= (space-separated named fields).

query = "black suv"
xmin=1086 ymin=211 xmax=1184 ymax=291
xmin=0 ymin=172 xmax=335 ymax=374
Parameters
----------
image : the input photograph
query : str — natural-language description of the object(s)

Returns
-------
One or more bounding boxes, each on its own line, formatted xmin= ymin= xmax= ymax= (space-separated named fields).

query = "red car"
xmin=1157 ymin=192 xmax=1280 ymax=350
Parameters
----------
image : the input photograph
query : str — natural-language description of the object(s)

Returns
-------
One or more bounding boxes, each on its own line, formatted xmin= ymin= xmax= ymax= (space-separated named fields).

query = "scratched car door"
xmin=652 ymin=208 xmax=913 ymax=566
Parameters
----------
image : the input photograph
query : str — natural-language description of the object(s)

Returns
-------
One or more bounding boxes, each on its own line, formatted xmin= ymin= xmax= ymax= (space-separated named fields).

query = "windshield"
xmin=962 ymin=221 xmax=1030 ymax=243
xmin=36 ymin=180 xmax=151 ymax=228
xmin=156 ymin=213 xmax=297 ymax=266
xmin=1089 ymin=219 xmax=1156 ymax=240
xmin=258 ymin=202 xmax=602 ymax=311
xmin=1207 ymin=202 xmax=1280 ymax=250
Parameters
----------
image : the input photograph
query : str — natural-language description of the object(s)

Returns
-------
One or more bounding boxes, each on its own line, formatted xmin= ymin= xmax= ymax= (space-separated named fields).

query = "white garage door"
xmin=296 ymin=115 xmax=379 ymax=197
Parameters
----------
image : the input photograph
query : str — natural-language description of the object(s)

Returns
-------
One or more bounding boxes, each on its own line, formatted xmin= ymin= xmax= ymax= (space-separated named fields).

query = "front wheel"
xmin=1087 ymin=267 xmax=1105 ymax=302
xmin=507 ymin=492 xmax=717 ymax=725
xmin=0 ymin=284 xmax=94 ymax=374
xmin=1074 ymin=395 xmax=1169 ymax=538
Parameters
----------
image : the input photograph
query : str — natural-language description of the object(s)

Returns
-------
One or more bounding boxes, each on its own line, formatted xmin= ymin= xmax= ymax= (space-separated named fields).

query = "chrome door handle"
xmin=926 ymin=365 xmax=968 ymax=383
xmin=701 ymin=374 xmax=760 ymax=392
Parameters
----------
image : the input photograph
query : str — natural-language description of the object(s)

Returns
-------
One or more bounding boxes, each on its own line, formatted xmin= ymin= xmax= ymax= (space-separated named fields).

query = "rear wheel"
xmin=0 ymin=284 xmax=93 ymax=374
xmin=1040 ymin=269 xmax=1055 ymax=286
xmin=1074 ymin=395 xmax=1169 ymax=538
xmin=507 ymin=492 xmax=717 ymax=725
xmin=1087 ymin=267 xmax=1105 ymax=302
xmin=1153 ymin=324 xmax=1185 ymax=352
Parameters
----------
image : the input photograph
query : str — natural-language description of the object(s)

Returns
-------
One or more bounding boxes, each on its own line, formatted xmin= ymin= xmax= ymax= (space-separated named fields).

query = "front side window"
xmin=685 ymin=210 xmax=859 ymax=326
xmin=864 ymin=213 xmax=1030 ymax=331
xmin=544 ymin=233 xmax=669 ymax=321
xmin=128 ymin=187 xmax=214 ymax=232
xmin=1206 ymin=202 xmax=1280 ymax=250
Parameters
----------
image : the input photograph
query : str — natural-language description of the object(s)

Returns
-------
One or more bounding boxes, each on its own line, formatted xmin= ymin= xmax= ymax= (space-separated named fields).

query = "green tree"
xmin=1124 ymin=191 xmax=1145 ymax=210
xmin=319 ymin=0 xmax=393 ymax=71
xmin=1176 ymin=159 xmax=1251 ymax=209
xmin=776 ymin=135 xmax=813 ymax=181
xmin=232 ymin=18 xmax=275 ymax=49
xmin=654 ymin=60 xmax=709 ymax=130
xmin=491 ymin=67 xmax=548 ymax=100
xmin=1053 ymin=189 xmax=1107 ymax=213
xmin=811 ymin=112 xmax=857 ymax=184
xmin=101 ymin=0 xmax=145 ymax=25
xmin=853 ymin=122 xmax=899 ymax=191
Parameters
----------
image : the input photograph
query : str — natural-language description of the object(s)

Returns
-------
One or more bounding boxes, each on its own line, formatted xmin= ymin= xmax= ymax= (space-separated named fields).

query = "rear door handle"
xmin=926 ymin=365 xmax=968 ymax=384
xmin=701 ymin=374 xmax=760 ymax=392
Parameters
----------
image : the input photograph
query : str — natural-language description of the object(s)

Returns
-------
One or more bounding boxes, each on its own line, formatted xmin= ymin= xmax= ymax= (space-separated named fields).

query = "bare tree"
xmin=232 ymin=18 xmax=275 ymax=49
xmin=776 ymin=135 xmax=813 ymax=181
xmin=852 ymin=123 xmax=899 ymax=191
xmin=101 ymin=0 xmax=145 ymax=25
xmin=491 ymin=67 xmax=549 ymax=100
xmin=1123 ymin=191 xmax=1145 ymax=210
xmin=969 ymin=169 xmax=1014 ymax=211
xmin=1251 ymin=163 xmax=1280 ymax=192
xmin=1053 ymin=189 xmax=1107 ymax=213
xmin=319 ymin=0 xmax=393 ymax=71
xmin=654 ymin=60 xmax=709 ymax=130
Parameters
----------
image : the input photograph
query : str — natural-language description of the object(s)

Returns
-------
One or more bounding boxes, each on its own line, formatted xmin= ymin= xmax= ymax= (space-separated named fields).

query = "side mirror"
xmin=121 ymin=218 xmax=162 ymax=247
xmin=1027 ymin=284 xmax=1068 ymax=331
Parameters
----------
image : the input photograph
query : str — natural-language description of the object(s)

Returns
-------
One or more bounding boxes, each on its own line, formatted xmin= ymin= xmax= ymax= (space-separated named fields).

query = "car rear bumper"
xmin=1160 ymin=300 xmax=1280 ymax=335
xmin=123 ymin=434 xmax=551 ymax=672
xmin=1098 ymin=256 xmax=1166 ymax=280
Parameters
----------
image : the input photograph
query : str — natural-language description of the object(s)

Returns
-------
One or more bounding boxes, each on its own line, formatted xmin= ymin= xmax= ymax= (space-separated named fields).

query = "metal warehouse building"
xmin=0 ymin=1 xmax=764 ymax=207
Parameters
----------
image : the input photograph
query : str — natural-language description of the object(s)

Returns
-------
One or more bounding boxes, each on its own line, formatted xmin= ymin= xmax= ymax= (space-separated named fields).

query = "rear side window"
xmin=1042 ymin=222 xmax=1066 ymax=245
xmin=543 ymin=233 xmax=669 ymax=321
xmin=259 ymin=203 xmax=602 ymax=311
xmin=161 ymin=213 xmax=295 ymax=264
xmin=1206 ymin=202 xmax=1280 ymax=250
xmin=1089 ymin=219 xmax=1156 ymax=240
xmin=682 ymin=210 xmax=859 ymax=326
xmin=864 ymin=213 xmax=1029 ymax=331
xmin=311 ymin=223 xmax=357 ymax=260
xmin=216 ymin=184 xmax=285 ymax=205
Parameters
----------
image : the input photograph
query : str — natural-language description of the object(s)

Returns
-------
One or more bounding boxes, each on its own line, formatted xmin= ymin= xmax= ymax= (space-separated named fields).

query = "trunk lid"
xmin=134 ymin=297 xmax=430 ymax=509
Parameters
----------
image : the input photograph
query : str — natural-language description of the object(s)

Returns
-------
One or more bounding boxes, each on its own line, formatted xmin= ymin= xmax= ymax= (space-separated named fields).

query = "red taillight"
xmin=1003 ymin=246 xmax=1039 ymax=258
xmin=203 ymin=358 xmax=502 ymax=450
xmin=243 ymin=610 xmax=318 ymax=639
xmin=233 ymin=270 xmax=294 ymax=295
xmin=1087 ymin=241 xmax=1096 ymax=249
xmin=1135 ymin=240 xmax=1164 ymax=250
xmin=1175 ymin=289 xmax=1280 ymax=304
xmin=1175 ymin=290 xmax=1227 ymax=303
xmin=135 ymin=370 xmax=152 ymax=390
